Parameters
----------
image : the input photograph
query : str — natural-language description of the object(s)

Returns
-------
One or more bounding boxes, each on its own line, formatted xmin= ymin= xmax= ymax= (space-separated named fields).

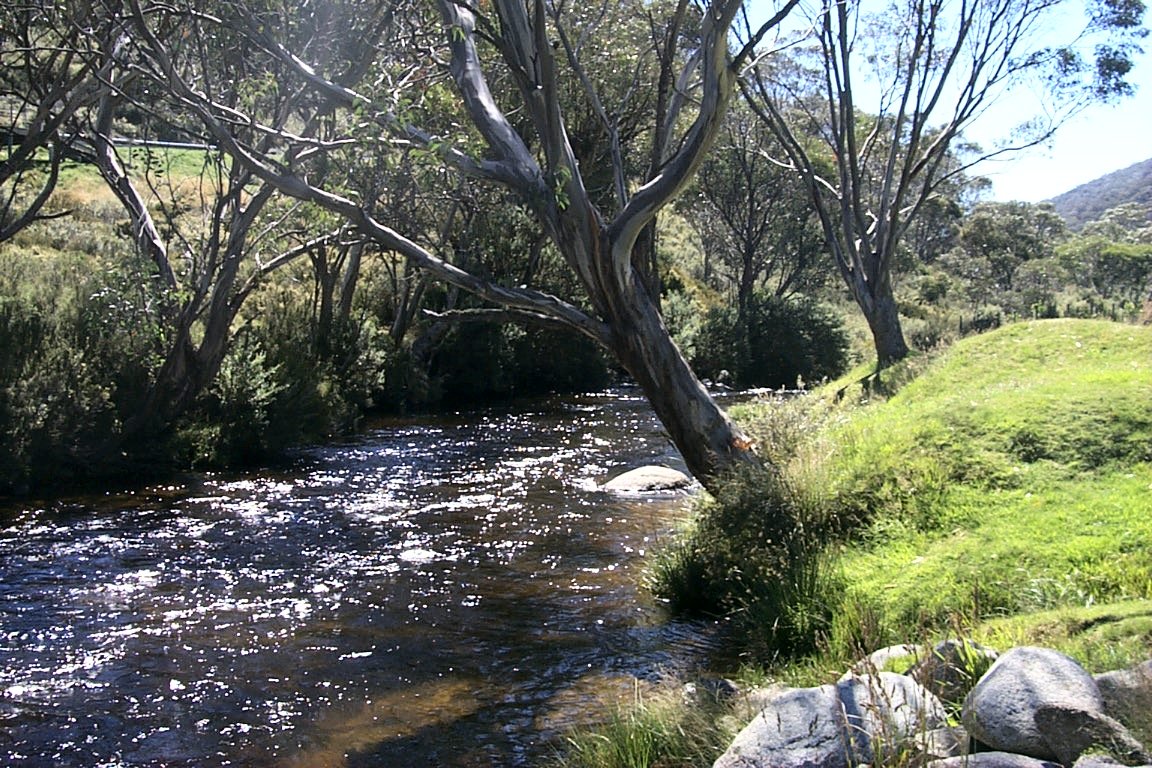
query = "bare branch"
xmin=609 ymin=1 xmax=745 ymax=266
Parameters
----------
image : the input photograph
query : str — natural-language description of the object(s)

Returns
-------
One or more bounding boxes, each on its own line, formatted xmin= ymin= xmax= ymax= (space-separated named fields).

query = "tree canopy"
xmin=742 ymin=0 xmax=1147 ymax=366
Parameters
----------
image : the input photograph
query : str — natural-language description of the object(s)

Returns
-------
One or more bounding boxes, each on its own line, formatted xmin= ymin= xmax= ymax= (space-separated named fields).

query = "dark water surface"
xmin=0 ymin=390 xmax=730 ymax=767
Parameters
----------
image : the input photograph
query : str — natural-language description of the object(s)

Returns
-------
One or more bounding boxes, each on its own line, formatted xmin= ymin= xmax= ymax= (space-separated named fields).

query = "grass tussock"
xmin=556 ymin=683 xmax=739 ymax=768
xmin=559 ymin=319 xmax=1152 ymax=768
xmin=647 ymin=463 xmax=844 ymax=661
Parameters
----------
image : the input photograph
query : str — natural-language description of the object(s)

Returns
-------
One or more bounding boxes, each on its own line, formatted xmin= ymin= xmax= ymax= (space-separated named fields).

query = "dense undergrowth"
xmin=0 ymin=156 xmax=850 ymax=494
xmin=558 ymin=318 xmax=1152 ymax=768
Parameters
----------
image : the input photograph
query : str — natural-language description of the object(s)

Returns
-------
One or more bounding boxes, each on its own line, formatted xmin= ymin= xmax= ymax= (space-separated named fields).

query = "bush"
xmin=662 ymin=281 xmax=716 ymax=363
xmin=649 ymin=465 xmax=843 ymax=662
xmin=178 ymin=331 xmax=289 ymax=467
xmin=691 ymin=294 xmax=849 ymax=389
xmin=0 ymin=251 xmax=163 ymax=491
xmin=430 ymin=322 xmax=611 ymax=404
xmin=177 ymin=288 xmax=403 ymax=467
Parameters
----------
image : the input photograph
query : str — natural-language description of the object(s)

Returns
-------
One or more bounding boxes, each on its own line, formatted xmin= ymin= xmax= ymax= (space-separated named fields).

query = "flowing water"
xmin=0 ymin=389 xmax=733 ymax=767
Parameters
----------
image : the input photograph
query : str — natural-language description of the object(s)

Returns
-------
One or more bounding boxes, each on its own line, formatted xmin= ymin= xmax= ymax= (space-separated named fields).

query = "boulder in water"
xmin=602 ymin=465 xmax=692 ymax=493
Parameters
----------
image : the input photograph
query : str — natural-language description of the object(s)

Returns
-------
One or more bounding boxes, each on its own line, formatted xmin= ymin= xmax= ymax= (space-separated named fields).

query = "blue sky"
xmin=740 ymin=0 xmax=1152 ymax=202
xmin=970 ymin=53 xmax=1152 ymax=202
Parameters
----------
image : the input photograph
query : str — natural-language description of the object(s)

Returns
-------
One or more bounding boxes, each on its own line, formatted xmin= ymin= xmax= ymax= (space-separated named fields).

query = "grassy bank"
xmin=808 ymin=319 xmax=1152 ymax=658
xmin=557 ymin=318 xmax=1152 ymax=768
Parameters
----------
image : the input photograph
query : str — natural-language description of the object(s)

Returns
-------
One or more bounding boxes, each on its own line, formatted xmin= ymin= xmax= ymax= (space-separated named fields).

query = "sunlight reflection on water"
xmin=0 ymin=390 xmax=742 ymax=767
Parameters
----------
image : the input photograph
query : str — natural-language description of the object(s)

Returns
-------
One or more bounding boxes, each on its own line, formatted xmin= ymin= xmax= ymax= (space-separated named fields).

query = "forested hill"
xmin=1048 ymin=157 xmax=1152 ymax=230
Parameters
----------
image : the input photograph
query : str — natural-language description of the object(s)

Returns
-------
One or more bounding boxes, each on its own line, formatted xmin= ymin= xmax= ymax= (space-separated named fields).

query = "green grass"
xmin=816 ymin=320 xmax=1152 ymax=530
xmin=562 ymin=320 xmax=1152 ymax=768
xmin=556 ymin=684 xmax=738 ymax=768
xmin=971 ymin=600 xmax=1152 ymax=674
xmin=813 ymin=321 xmax=1152 ymax=638
xmin=839 ymin=466 xmax=1152 ymax=630
xmin=745 ymin=319 xmax=1152 ymax=686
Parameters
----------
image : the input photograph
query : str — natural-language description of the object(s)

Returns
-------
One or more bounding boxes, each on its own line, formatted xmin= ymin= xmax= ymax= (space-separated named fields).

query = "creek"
xmin=0 ymin=389 xmax=735 ymax=767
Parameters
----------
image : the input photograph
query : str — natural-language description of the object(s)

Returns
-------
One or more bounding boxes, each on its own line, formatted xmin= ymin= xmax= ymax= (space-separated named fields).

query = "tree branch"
xmin=609 ymin=1 xmax=746 ymax=272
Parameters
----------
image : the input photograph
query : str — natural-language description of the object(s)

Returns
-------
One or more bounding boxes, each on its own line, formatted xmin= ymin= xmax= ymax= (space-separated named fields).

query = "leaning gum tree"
xmin=118 ymin=0 xmax=800 ymax=489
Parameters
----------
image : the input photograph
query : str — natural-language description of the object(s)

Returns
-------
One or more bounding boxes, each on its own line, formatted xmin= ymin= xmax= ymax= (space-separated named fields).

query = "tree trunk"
xmin=861 ymin=273 xmax=910 ymax=368
xmin=738 ymin=254 xmax=757 ymax=321
xmin=606 ymin=277 xmax=757 ymax=486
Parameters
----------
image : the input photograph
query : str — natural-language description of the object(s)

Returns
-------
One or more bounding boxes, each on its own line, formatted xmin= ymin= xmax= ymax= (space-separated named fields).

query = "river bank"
xmin=560 ymin=319 xmax=1152 ymax=768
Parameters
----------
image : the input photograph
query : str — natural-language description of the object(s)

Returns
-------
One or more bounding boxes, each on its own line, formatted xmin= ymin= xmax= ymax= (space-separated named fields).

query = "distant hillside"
xmin=1047 ymin=158 xmax=1152 ymax=230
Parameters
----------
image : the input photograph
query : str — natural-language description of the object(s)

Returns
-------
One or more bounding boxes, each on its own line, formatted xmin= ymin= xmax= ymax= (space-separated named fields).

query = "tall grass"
xmin=648 ymin=463 xmax=845 ymax=661
xmin=557 ymin=684 xmax=738 ymax=768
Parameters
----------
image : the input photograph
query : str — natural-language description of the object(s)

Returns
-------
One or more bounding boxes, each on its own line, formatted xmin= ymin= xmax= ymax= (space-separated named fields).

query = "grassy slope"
xmin=779 ymin=319 xmax=1152 ymax=669
xmin=558 ymin=320 xmax=1152 ymax=768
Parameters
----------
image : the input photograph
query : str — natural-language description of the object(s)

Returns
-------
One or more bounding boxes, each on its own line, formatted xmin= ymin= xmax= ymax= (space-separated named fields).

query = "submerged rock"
xmin=601 ymin=465 xmax=692 ymax=493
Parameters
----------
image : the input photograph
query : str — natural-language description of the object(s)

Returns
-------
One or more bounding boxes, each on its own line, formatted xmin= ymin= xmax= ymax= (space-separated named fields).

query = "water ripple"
xmin=1 ymin=391 xmax=726 ymax=767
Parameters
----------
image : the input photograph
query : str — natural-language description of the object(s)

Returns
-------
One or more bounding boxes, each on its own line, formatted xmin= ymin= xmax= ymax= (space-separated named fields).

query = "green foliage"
xmin=918 ymin=196 xmax=1152 ymax=331
xmin=0 ymin=244 xmax=165 ymax=491
xmin=431 ymin=323 xmax=611 ymax=405
xmin=691 ymin=293 xmax=850 ymax=389
xmin=649 ymin=465 xmax=843 ymax=661
xmin=946 ymin=201 xmax=1067 ymax=296
xmin=660 ymin=287 xmax=707 ymax=364
xmin=179 ymin=331 xmax=289 ymax=467
xmin=1058 ymin=235 xmax=1152 ymax=306
xmin=177 ymin=276 xmax=405 ymax=467
xmin=663 ymin=320 xmax=1152 ymax=681
xmin=686 ymin=102 xmax=828 ymax=304
xmin=555 ymin=684 xmax=736 ymax=768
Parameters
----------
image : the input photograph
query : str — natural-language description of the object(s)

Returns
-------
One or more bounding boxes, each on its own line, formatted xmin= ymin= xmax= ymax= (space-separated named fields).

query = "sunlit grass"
xmin=838 ymin=465 xmax=1152 ymax=629
xmin=555 ymin=684 xmax=738 ymax=768
xmin=571 ymin=320 xmax=1152 ymax=768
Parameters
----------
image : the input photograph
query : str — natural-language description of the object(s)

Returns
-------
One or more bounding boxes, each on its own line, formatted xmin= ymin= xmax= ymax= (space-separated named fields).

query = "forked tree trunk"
xmin=125 ymin=0 xmax=783 ymax=491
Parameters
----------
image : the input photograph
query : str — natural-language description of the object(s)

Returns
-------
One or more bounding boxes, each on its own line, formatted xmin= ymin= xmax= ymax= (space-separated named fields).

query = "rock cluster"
xmin=713 ymin=644 xmax=1152 ymax=768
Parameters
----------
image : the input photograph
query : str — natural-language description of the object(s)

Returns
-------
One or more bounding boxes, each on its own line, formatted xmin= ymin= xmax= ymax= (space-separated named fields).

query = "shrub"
xmin=430 ymin=322 xmax=611 ymax=404
xmin=178 ymin=331 xmax=289 ymax=467
xmin=0 ymin=250 xmax=164 ymax=491
xmin=649 ymin=465 xmax=843 ymax=662
xmin=691 ymin=294 xmax=850 ymax=389
xmin=662 ymin=283 xmax=711 ymax=363
xmin=506 ymin=324 xmax=612 ymax=396
xmin=429 ymin=322 xmax=517 ymax=403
